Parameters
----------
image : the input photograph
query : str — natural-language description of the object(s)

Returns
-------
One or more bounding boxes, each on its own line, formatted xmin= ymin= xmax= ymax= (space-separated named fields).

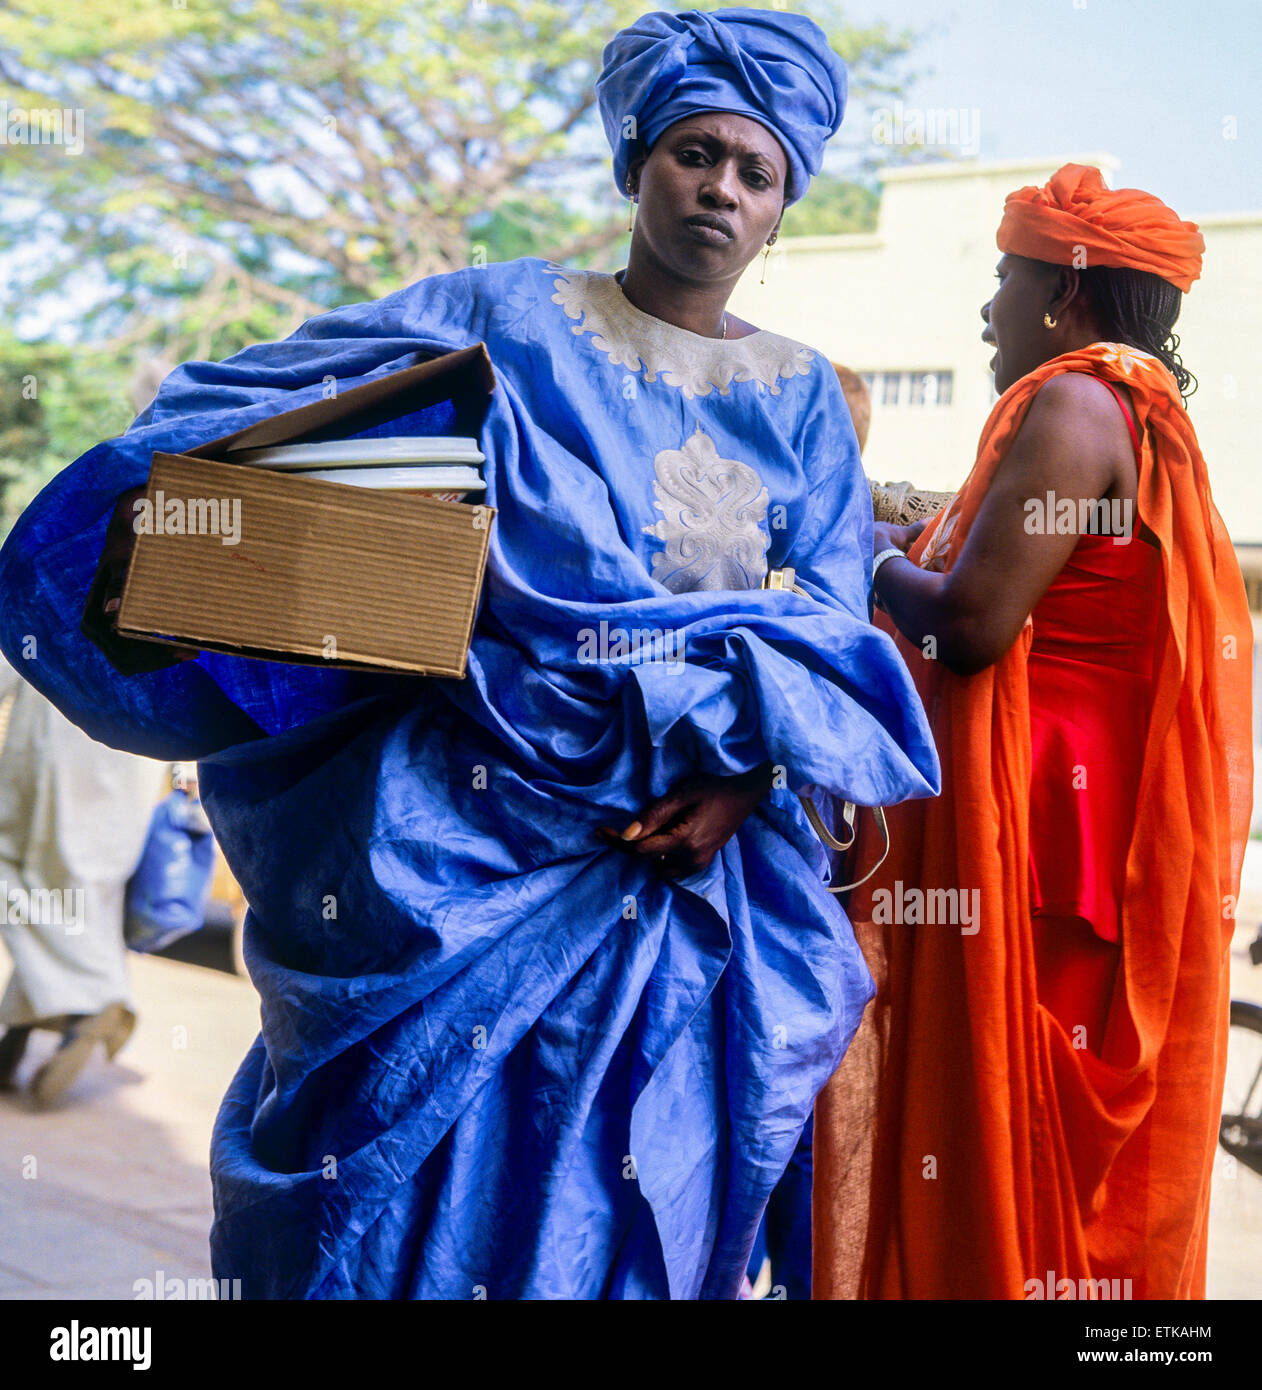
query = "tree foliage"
xmin=1 ymin=1 xmax=916 ymax=353
xmin=0 ymin=335 xmax=134 ymax=531
xmin=0 ymin=1 xmax=919 ymax=534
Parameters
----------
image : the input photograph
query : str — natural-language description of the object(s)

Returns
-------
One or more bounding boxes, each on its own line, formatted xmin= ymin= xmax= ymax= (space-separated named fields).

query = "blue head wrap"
xmin=596 ymin=7 xmax=847 ymax=207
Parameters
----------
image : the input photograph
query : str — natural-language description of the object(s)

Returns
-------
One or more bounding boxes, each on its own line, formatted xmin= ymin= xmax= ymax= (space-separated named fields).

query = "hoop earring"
xmin=1043 ymin=311 xmax=1057 ymax=329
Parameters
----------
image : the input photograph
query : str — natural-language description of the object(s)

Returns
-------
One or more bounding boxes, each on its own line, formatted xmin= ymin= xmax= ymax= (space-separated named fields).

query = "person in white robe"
xmin=0 ymin=655 xmax=167 ymax=1104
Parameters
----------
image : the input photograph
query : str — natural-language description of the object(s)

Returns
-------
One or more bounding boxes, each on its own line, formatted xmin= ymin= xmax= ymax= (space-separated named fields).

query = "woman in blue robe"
xmin=0 ymin=8 xmax=937 ymax=1298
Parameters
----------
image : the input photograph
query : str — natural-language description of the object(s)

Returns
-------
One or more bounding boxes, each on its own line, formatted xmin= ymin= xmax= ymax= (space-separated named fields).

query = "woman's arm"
xmin=874 ymin=373 xmax=1137 ymax=676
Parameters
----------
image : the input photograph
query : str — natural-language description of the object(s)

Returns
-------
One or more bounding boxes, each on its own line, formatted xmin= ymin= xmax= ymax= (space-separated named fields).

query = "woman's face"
xmin=628 ymin=111 xmax=787 ymax=286
xmin=980 ymin=254 xmax=1061 ymax=394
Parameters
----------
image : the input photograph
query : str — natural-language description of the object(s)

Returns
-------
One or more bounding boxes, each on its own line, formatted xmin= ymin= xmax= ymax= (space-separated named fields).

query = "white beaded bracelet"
xmin=871 ymin=546 xmax=907 ymax=609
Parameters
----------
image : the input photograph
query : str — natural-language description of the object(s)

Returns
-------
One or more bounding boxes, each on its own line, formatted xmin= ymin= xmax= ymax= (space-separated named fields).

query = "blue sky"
xmin=834 ymin=0 xmax=1261 ymax=215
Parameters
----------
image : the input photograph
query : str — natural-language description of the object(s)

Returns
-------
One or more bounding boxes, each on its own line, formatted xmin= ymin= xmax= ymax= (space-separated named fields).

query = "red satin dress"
xmin=1027 ymin=381 xmax=1163 ymax=1043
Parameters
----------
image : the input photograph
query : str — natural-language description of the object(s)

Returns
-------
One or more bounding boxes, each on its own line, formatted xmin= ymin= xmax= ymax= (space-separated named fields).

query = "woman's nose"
xmin=700 ymin=164 xmax=740 ymax=207
xmin=980 ymin=299 xmax=992 ymax=323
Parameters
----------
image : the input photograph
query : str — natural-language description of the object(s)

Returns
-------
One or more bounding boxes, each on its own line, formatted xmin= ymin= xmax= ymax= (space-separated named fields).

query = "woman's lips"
xmin=685 ymin=216 xmax=734 ymax=244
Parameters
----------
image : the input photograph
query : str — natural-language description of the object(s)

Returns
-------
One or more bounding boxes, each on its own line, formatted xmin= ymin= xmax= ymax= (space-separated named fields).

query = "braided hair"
xmin=1078 ymin=264 xmax=1196 ymax=400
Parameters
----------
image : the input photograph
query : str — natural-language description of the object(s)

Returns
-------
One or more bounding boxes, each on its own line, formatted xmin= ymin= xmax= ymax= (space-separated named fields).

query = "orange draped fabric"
xmin=814 ymin=342 xmax=1252 ymax=1300
xmin=996 ymin=163 xmax=1205 ymax=293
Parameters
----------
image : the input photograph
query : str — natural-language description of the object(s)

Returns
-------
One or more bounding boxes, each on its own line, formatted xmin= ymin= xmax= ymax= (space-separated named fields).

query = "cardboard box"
xmin=113 ymin=345 xmax=497 ymax=678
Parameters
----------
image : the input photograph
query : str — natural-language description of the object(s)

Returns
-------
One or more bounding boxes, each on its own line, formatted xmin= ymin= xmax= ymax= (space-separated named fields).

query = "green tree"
xmin=780 ymin=175 xmax=880 ymax=237
xmin=0 ymin=3 xmax=919 ymax=536
xmin=0 ymin=1 xmax=916 ymax=359
xmin=0 ymin=337 xmax=134 ymax=533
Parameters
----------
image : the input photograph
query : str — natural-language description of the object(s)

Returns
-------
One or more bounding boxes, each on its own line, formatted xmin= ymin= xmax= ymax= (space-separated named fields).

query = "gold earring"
xmin=1043 ymin=312 xmax=1057 ymax=329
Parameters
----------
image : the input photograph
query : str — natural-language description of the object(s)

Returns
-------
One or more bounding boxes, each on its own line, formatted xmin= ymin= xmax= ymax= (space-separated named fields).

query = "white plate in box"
xmin=293 ymin=464 xmax=487 ymax=495
xmin=231 ymin=436 xmax=485 ymax=469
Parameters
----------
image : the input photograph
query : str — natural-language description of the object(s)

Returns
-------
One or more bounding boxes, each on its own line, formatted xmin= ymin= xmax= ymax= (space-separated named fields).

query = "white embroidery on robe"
xmin=642 ymin=428 xmax=770 ymax=592
xmin=547 ymin=264 xmax=816 ymax=400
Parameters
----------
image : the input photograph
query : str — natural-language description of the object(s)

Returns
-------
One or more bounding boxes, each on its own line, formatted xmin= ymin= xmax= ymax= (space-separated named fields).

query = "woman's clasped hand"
xmin=596 ymin=762 xmax=776 ymax=878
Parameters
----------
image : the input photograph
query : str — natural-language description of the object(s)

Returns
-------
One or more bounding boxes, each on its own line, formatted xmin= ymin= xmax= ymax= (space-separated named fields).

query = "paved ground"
xmin=1 ymin=870 xmax=1259 ymax=1300
xmin=0 ymin=952 xmax=258 ymax=1300
xmin=1206 ymin=854 xmax=1262 ymax=1299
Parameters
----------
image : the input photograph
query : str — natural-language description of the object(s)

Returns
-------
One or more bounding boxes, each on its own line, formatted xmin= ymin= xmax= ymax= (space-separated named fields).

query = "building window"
xmin=865 ymin=370 xmax=953 ymax=407
xmin=908 ymin=370 xmax=953 ymax=406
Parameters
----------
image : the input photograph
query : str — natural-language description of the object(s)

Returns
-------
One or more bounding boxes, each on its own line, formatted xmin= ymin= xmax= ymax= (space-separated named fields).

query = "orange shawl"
xmin=814 ymin=343 xmax=1252 ymax=1299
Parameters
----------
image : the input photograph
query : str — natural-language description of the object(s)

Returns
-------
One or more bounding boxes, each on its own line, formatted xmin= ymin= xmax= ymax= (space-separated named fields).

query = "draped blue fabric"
xmin=0 ymin=257 xmax=937 ymax=1298
xmin=597 ymin=7 xmax=847 ymax=205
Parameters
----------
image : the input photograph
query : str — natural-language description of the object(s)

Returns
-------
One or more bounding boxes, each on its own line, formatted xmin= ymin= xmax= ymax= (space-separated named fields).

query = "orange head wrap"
xmin=996 ymin=163 xmax=1204 ymax=294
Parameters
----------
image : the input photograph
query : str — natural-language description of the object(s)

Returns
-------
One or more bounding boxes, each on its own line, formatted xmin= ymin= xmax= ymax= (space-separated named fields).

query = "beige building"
xmin=730 ymin=153 xmax=1262 ymax=539
xmin=731 ymin=154 xmax=1262 ymax=814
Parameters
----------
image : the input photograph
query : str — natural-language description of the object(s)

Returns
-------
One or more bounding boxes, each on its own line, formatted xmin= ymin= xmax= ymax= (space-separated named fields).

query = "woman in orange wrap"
xmin=814 ymin=165 xmax=1253 ymax=1300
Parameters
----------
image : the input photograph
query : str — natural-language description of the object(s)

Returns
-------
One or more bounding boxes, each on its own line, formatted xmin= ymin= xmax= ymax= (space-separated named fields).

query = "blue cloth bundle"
xmin=0 ymin=257 xmax=936 ymax=1297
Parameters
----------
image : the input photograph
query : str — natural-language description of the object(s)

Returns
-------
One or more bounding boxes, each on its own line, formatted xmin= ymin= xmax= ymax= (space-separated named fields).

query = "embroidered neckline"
xmin=546 ymin=263 xmax=816 ymax=399
xmin=608 ymin=268 xmax=764 ymax=346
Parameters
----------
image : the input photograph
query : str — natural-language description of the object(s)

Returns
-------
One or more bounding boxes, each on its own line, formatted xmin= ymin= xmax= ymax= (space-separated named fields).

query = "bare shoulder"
xmin=1010 ymin=371 xmax=1134 ymax=465
xmin=986 ymin=371 xmax=1134 ymax=507
xmin=1023 ymin=371 xmax=1129 ymax=432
